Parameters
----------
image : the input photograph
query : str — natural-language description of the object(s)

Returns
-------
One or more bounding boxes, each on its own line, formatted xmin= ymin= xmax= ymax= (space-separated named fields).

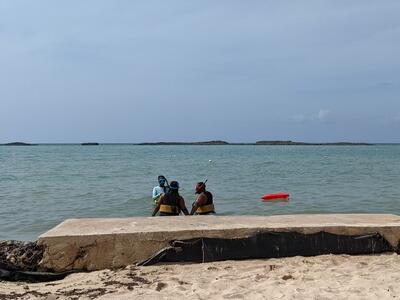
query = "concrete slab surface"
xmin=38 ymin=214 xmax=400 ymax=272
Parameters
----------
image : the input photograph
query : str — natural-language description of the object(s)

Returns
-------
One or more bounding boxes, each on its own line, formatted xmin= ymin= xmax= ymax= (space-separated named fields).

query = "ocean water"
xmin=1 ymin=145 xmax=400 ymax=241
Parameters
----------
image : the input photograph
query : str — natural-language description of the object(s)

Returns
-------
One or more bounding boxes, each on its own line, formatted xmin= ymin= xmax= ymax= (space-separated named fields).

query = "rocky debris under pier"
xmin=0 ymin=240 xmax=44 ymax=271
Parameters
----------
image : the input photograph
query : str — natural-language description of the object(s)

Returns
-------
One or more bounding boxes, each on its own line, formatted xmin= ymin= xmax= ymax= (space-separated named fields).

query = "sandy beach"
xmin=1 ymin=253 xmax=399 ymax=299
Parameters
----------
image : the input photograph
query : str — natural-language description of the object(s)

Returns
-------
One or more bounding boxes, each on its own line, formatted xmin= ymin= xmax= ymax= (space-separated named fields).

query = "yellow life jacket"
xmin=159 ymin=192 xmax=180 ymax=216
xmin=159 ymin=204 xmax=178 ymax=214
xmin=195 ymin=203 xmax=215 ymax=214
xmin=195 ymin=191 xmax=215 ymax=215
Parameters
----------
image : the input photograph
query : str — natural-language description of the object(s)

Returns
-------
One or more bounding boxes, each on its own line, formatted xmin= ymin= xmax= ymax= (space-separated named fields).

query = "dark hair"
xmin=169 ymin=181 xmax=179 ymax=190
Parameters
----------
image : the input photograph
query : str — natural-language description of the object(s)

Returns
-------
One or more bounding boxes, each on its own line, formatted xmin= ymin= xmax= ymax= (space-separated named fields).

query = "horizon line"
xmin=2 ymin=141 xmax=400 ymax=145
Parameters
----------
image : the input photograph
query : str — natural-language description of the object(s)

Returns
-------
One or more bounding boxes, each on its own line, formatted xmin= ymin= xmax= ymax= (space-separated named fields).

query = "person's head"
xmin=195 ymin=182 xmax=206 ymax=194
xmin=169 ymin=181 xmax=179 ymax=193
xmin=158 ymin=175 xmax=166 ymax=187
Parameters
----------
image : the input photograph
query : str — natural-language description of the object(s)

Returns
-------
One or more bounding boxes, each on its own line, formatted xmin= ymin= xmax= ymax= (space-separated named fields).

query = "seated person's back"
xmin=191 ymin=182 xmax=215 ymax=215
xmin=152 ymin=181 xmax=189 ymax=216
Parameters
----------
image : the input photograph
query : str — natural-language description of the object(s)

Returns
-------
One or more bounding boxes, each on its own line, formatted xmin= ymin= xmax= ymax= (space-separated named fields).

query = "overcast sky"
xmin=1 ymin=1 xmax=400 ymax=143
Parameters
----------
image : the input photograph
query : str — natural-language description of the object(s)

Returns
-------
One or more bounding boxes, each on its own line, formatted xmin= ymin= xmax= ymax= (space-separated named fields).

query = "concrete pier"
xmin=38 ymin=214 xmax=400 ymax=272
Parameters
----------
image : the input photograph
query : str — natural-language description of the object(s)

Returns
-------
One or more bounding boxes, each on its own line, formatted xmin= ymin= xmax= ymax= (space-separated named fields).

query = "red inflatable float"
xmin=261 ymin=193 xmax=290 ymax=201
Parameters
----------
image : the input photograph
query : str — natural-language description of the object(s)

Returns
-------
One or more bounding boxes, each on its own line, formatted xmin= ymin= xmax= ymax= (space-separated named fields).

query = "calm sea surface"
xmin=1 ymin=145 xmax=400 ymax=241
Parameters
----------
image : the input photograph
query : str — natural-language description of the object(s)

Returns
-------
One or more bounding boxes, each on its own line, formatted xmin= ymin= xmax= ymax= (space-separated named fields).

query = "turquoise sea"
xmin=1 ymin=145 xmax=400 ymax=241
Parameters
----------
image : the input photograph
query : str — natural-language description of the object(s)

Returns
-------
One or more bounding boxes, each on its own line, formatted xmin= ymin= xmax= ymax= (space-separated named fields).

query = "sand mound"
xmin=0 ymin=254 xmax=399 ymax=299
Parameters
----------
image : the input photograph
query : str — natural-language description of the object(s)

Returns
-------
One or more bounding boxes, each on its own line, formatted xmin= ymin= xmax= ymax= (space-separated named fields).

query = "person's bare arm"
xmin=190 ymin=194 xmax=206 ymax=215
xmin=179 ymin=197 xmax=190 ymax=215
xmin=152 ymin=195 xmax=163 ymax=216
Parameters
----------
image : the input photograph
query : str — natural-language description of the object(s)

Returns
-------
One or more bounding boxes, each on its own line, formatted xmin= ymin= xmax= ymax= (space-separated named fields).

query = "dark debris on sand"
xmin=0 ymin=240 xmax=44 ymax=271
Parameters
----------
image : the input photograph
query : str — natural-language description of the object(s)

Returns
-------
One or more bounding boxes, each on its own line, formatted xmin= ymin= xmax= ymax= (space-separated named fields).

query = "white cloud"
xmin=294 ymin=110 xmax=332 ymax=122
xmin=392 ymin=114 xmax=400 ymax=123
xmin=294 ymin=114 xmax=306 ymax=122
xmin=318 ymin=109 xmax=330 ymax=120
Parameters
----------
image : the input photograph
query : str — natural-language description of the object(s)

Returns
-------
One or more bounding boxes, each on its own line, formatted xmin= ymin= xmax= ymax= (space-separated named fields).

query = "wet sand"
xmin=1 ymin=254 xmax=399 ymax=299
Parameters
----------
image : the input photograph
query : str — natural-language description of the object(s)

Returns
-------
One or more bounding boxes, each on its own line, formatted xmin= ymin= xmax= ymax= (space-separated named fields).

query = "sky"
xmin=1 ymin=1 xmax=400 ymax=143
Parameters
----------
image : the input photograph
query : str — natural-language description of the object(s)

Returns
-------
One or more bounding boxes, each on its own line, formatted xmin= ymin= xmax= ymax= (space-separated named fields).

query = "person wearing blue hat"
xmin=152 ymin=175 xmax=169 ymax=203
xmin=152 ymin=181 xmax=189 ymax=216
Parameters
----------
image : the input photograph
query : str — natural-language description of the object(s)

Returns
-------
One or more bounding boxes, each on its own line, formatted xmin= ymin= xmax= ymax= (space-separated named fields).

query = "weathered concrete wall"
xmin=38 ymin=214 xmax=400 ymax=272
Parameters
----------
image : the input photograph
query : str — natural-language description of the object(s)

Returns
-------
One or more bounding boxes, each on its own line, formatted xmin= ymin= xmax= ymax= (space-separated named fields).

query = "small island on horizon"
xmin=138 ymin=140 xmax=230 ymax=145
xmin=1 ymin=142 xmax=36 ymax=146
xmin=81 ymin=142 xmax=99 ymax=146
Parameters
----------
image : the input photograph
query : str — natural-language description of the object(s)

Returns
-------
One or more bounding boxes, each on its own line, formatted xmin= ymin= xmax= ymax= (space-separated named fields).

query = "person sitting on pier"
xmin=152 ymin=181 xmax=189 ymax=216
xmin=190 ymin=182 xmax=215 ymax=215
xmin=152 ymin=175 xmax=169 ymax=204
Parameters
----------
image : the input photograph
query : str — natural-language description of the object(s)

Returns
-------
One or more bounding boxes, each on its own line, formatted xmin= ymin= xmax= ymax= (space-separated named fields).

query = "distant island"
xmin=138 ymin=140 xmax=229 ymax=145
xmin=137 ymin=140 xmax=372 ymax=146
xmin=0 ymin=140 xmax=373 ymax=146
xmin=2 ymin=142 xmax=35 ymax=146
xmin=254 ymin=141 xmax=371 ymax=146
xmin=81 ymin=142 xmax=99 ymax=146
